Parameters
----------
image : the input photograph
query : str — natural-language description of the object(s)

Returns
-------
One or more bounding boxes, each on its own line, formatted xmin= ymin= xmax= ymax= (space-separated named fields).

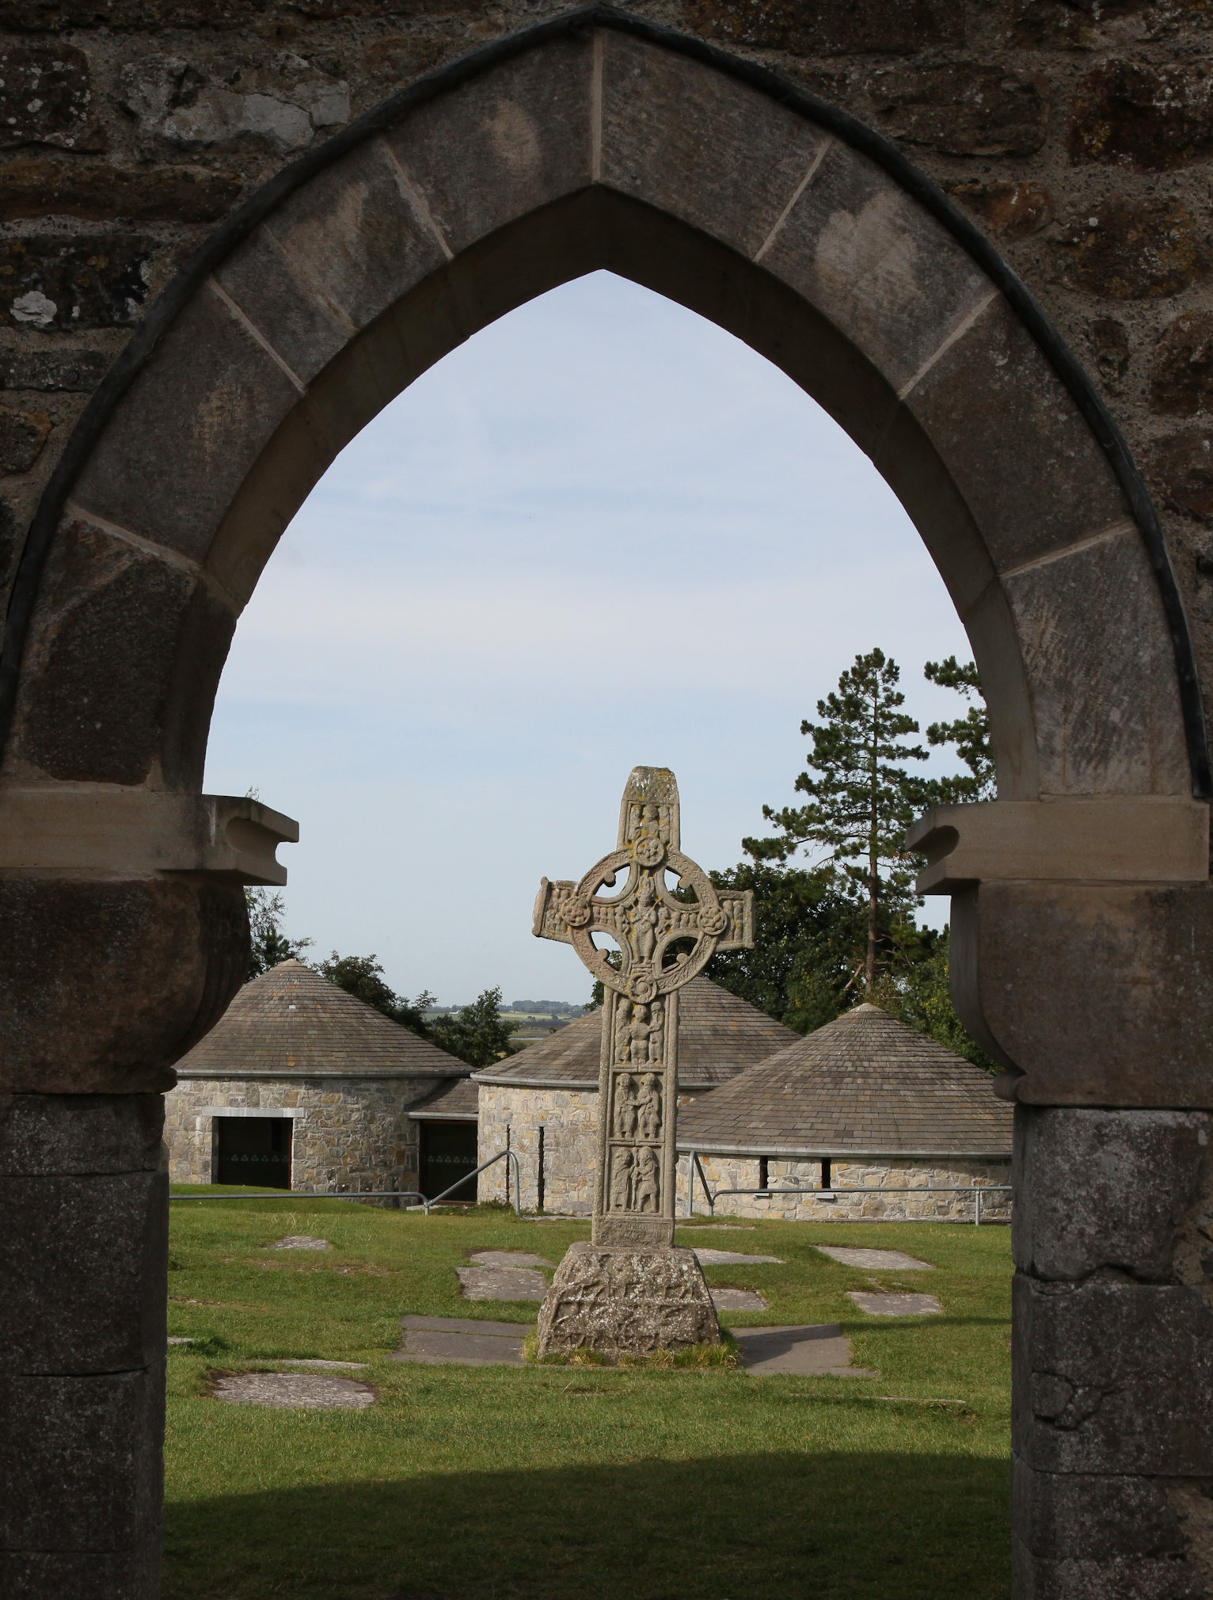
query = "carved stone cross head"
xmin=532 ymin=767 xmax=752 ymax=1006
xmin=533 ymin=768 xmax=753 ymax=1246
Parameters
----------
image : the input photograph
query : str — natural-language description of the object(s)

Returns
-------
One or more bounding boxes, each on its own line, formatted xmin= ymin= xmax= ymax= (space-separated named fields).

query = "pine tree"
xmin=922 ymin=655 xmax=995 ymax=804
xmin=744 ymin=648 xmax=928 ymax=991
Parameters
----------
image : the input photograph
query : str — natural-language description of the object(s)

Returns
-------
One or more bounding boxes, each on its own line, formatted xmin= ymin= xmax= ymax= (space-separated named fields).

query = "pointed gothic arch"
xmin=3 ymin=11 xmax=1212 ymax=1599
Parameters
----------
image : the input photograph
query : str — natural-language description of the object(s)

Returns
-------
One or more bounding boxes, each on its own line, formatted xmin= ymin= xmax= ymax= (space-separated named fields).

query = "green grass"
xmin=163 ymin=1197 xmax=1012 ymax=1600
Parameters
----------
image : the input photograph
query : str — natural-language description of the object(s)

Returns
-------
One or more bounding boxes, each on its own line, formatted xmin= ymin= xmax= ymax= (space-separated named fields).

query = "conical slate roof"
xmin=174 ymin=959 xmax=468 ymax=1079
xmin=676 ymin=1002 xmax=1013 ymax=1157
xmin=472 ymin=975 xmax=798 ymax=1091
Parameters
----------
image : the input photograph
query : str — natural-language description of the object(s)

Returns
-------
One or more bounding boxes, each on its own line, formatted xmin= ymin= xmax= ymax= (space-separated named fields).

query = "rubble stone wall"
xmin=477 ymin=1082 xmax=714 ymax=1212
xmin=476 ymin=1083 xmax=1011 ymax=1220
xmin=2 ymin=0 xmax=1213 ymax=697
xmin=164 ymin=1073 xmax=432 ymax=1195
xmin=683 ymin=1152 xmax=1013 ymax=1221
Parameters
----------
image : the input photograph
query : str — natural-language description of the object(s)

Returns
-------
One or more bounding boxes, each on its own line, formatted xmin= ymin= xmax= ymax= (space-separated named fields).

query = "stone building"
xmin=473 ymin=975 xmax=798 ymax=1212
xmin=165 ymin=959 xmax=469 ymax=1197
xmin=407 ymin=1075 xmax=480 ymax=1202
xmin=677 ymin=1002 xmax=1013 ymax=1222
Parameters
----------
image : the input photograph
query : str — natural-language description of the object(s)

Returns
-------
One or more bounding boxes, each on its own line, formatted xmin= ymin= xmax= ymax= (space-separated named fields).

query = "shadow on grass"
xmin=165 ymin=1450 xmax=1009 ymax=1600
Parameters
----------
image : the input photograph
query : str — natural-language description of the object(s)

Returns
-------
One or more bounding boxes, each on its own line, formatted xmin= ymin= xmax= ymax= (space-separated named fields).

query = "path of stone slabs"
xmin=163 ymin=1192 xmax=1012 ymax=1600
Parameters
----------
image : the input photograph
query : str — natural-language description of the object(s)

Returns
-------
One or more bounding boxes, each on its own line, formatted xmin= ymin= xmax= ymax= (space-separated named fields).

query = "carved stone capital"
xmin=0 ymin=786 xmax=298 ymax=886
xmin=908 ymin=798 xmax=1209 ymax=894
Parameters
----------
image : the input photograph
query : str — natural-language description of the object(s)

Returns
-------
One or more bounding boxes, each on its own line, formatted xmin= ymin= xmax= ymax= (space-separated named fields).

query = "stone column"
xmin=0 ymin=1095 xmax=169 ymax=1599
xmin=0 ymin=792 xmax=293 ymax=1600
xmin=911 ymin=801 xmax=1213 ymax=1596
xmin=1012 ymin=1106 xmax=1213 ymax=1596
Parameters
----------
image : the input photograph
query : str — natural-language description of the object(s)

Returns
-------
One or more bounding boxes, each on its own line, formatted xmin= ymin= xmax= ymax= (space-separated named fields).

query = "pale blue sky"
xmin=203 ymin=271 xmax=972 ymax=1004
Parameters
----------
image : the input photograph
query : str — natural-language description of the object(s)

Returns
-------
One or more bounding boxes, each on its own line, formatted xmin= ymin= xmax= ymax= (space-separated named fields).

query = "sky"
xmin=202 ymin=270 xmax=974 ymax=1006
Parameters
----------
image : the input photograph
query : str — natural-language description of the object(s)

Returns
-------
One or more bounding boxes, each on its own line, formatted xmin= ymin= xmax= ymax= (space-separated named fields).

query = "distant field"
xmin=163 ymin=1197 xmax=1011 ymax=1600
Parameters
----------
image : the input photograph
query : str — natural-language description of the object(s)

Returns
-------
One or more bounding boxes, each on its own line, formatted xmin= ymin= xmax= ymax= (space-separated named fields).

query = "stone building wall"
xmin=682 ymin=1152 xmax=1013 ymax=1221
xmin=475 ymin=1085 xmax=1008 ymax=1220
xmin=477 ymin=1082 xmax=715 ymax=1212
xmin=164 ymin=1073 xmax=431 ymax=1194
xmin=2 ymin=1 xmax=1213 ymax=698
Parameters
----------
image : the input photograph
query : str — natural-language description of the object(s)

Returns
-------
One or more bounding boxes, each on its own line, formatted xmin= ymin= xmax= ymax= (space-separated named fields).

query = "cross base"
xmin=535 ymin=1242 xmax=721 ymax=1360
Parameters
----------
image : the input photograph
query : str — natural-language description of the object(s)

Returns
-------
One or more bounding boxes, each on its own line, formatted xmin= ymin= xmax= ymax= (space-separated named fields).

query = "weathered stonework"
xmin=477 ymin=1081 xmax=715 ymax=1213
xmin=683 ymin=1154 xmax=1013 ymax=1223
xmin=165 ymin=1074 xmax=431 ymax=1197
xmin=531 ymin=768 xmax=746 ymax=1352
xmin=2 ymin=4 xmax=1213 ymax=1594
xmin=535 ymin=1241 xmax=719 ymax=1359
xmin=477 ymin=1085 xmax=1011 ymax=1221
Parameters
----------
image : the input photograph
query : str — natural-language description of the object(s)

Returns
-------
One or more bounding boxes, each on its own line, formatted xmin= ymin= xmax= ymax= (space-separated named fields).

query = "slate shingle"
xmin=675 ymin=1002 xmax=1013 ymax=1158
xmin=471 ymin=976 xmax=798 ymax=1091
xmin=174 ymin=959 xmax=468 ymax=1079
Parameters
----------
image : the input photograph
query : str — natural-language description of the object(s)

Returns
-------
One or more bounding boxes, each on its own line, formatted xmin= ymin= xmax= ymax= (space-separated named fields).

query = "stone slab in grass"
xmin=393 ymin=1314 xmax=529 ymax=1367
xmin=817 ymin=1246 xmax=932 ymax=1271
xmin=272 ymin=1235 xmax=331 ymax=1250
xmin=468 ymin=1250 xmax=553 ymax=1269
xmin=458 ymin=1264 xmax=547 ymax=1301
xmin=711 ymin=1287 xmax=767 ymax=1311
xmin=734 ymin=1324 xmax=875 ymax=1378
xmin=677 ymin=1224 xmax=755 ymax=1232
xmin=210 ymin=1372 xmax=376 ymax=1409
xmin=277 ymin=1358 xmax=367 ymax=1371
xmin=692 ymin=1247 xmax=783 ymax=1266
xmin=848 ymin=1292 xmax=942 ymax=1317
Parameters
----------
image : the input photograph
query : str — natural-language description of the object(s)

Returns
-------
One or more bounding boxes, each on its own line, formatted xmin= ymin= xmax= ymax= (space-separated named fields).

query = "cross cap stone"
xmin=532 ymin=767 xmax=753 ymax=1004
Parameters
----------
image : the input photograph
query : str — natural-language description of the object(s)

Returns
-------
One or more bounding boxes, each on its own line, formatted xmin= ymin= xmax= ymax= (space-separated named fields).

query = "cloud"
xmin=206 ymin=272 xmax=970 ymax=1000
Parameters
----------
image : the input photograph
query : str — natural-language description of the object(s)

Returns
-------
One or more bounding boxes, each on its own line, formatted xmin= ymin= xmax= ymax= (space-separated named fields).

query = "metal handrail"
xmin=703 ymin=1182 xmax=1013 ymax=1226
xmin=421 ymin=1148 xmax=522 ymax=1217
xmin=170 ymin=1189 xmax=427 ymax=1206
xmin=168 ymin=1149 xmax=523 ymax=1217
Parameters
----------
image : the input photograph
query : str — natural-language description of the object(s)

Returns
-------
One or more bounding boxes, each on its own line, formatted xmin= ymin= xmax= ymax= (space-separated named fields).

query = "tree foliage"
xmin=720 ymin=653 xmax=995 ymax=1066
xmin=744 ymin=648 xmax=928 ymax=990
xmin=922 ymin=655 xmax=995 ymax=805
xmin=428 ymin=987 xmax=518 ymax=1069
xmin=869 ymin=927 xmax=997 ymax=1072
xmin=244 ymin=888 xmax=312 ymax=980
xmin=317 ymin=951 xmax=432 ymax=1034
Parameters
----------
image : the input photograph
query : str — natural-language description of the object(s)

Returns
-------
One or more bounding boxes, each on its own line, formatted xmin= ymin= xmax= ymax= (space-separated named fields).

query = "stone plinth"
xmin=535 ymin=1242 xmax=719 ymax=1360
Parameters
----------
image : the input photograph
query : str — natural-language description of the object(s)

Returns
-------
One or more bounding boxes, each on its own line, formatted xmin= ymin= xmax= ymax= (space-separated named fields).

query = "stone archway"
xmin=1 ymin=9 xmax=1211 ymax=1597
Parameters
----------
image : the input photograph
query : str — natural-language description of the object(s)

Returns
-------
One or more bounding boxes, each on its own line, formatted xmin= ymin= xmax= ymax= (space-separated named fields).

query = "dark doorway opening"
xmin=419 ymin=1121 xmax=478 ymax=1202
xmin=215 ymin=1116 xmax=291 ymax=1188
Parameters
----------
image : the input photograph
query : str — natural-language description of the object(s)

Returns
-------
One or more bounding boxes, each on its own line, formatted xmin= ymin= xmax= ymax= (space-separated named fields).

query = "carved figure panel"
xmin=534 ymin=768 xmax=754 ymax=1247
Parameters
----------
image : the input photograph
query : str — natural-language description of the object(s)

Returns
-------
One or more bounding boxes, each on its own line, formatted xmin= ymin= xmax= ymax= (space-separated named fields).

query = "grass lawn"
xmin=164 ymin=1194 xmax=1011 ymax=1600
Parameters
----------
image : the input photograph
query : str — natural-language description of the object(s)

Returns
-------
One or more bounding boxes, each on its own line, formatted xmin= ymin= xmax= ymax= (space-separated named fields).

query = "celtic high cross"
xmin=533 ymin=768 xmax=753 ymax=1247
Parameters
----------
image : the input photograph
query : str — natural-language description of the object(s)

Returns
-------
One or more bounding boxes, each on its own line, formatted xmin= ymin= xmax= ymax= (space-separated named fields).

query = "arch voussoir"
xmin=70 ymin=283 xmax=302 ymax=569
xmin=597 ymin=28 xmax=830 ymax=261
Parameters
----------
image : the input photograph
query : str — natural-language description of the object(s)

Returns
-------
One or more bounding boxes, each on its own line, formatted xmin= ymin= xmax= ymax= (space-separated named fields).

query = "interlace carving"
xmin=533 ymin=767 xmax=753 ymax=1246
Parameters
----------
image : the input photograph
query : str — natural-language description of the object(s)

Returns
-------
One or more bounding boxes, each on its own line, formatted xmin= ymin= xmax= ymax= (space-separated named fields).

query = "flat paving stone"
xmin=692 ymin=1248 xmax=784 ymax=1266
xmin=710 ymin=1287 xmax=767 ymax=1311
xmin=467 ymin=1250 xmax=553 ymax=1269
xmin=167 ymin=1336 xmax=195 ymax=1346
xmin=457 ymin=1264 xmax=548 ymax=1301
xmin=817 ymin=1246 xmax=932 ymax=1271
xmin=393 ymin=1314 xmax=529 ymax=1367
xmin=272 ymin=1235 xmax=332 ymax=1250
xmin=210 ymin=1372 xmax=376 ymax=1409
xmin=848 ymin=1292 xmax=942 ymax=1317
xmin=734 ymin=1324 xmax=875 ymax=1378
